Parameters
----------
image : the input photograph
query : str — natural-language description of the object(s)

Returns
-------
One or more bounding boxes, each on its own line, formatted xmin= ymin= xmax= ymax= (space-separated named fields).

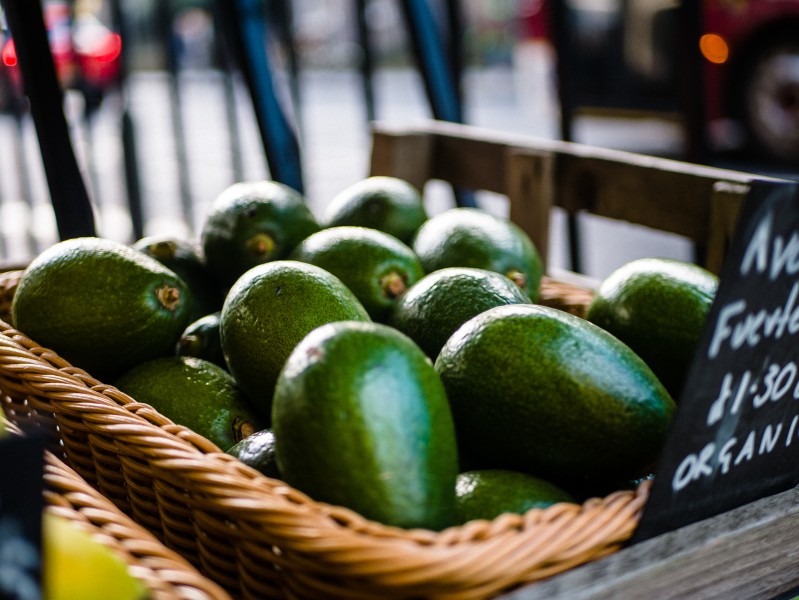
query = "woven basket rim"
xmin=2 ymin=419 xmax=232 ymax=600
xmin=0 ymin=267 xmax=649 ymax=598
xmin=1 ymin=315 xmax=650 ymax=537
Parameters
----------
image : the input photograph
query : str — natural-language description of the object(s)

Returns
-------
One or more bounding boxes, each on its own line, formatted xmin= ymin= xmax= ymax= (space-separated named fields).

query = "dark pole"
xmin=268 ymin=0 xmax=302 ymax=132
xmin=549 ymin=0 xmax=583 ymax=273
xmin=678 ymin=0 xmax=709 ymax=265
xmin=398 ymin=0 xmax=462 ymax=123
xmin=355 ymin=0 xmax=376 ymax=122
xmin=399 ymin=0 xmax=476 ymax=207
xmin=214 ymin=0 xmax=304 ymax=194
xmin=549 ymin=0 xmax=574 ymax=143
xmin=678 ymin=0 xmax=708 ymax=165
xmin=444 ymin=0 xmax=465 ymax=117
xmin=107 ymin=0 xmax=145 ymax=240
xmin=209 ymin=1 xmax=246 ymax=182
xmin=1 ymin=0 xmax=96 ymax=239
xmin=155 ymin=0 xmax=195 ymax=230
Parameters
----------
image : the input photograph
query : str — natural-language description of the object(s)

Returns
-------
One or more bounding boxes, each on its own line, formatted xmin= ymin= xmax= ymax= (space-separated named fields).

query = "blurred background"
xmin=0 ymin=0 xmax=797 ymax=277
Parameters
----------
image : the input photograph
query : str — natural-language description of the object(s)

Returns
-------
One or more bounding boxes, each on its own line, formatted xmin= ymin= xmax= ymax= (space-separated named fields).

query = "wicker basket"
xmin=0 ymin=268 xmax=649 ymax=600
xmin=2 ymin=420 xmax=230 ymax=600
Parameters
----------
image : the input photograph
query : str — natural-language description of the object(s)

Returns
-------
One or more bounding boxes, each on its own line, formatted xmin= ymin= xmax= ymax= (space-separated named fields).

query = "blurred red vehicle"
xmin=520 ymin=0 xmax=799 ymax=164
xmin=0 ymin=1 xmax=121 ymax=111
xmin=702 ymin=0 xmax=799 ymax=164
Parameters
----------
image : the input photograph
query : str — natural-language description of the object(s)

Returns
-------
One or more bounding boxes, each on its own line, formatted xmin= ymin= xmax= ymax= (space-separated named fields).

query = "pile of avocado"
xmin=10 ymin=175 xmax=718 ymax=531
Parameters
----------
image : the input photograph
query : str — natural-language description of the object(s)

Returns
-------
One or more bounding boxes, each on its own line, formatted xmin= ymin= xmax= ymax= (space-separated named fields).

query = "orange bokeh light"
xmin=700 ymin=33 xmax=729 ymax=64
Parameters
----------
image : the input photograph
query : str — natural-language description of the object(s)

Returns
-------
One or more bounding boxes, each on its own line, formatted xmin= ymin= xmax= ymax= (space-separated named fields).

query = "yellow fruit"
xmin=43 ymin=512 xmax=147 ymax=600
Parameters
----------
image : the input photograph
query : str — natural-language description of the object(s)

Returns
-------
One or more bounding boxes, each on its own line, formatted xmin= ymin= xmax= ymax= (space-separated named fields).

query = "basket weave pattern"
xmin=3 ymin=419 xmax=230 ymax=599
xmin=0 ymin=269 xmax=649 ymax=599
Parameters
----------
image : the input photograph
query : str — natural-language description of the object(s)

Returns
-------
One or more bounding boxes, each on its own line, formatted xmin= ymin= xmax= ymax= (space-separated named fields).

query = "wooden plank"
xmin=498 ymin=483 xmax=799 ymax=600
xmin=429 ymin=131 xmax=511 ymax=193
xmin=368 ymin=128 xmax=434 ymax=193
xmin=554 ymin=153 xmax=720 ymax=241
xmin=368 ymin=119 xmax=786 ymax=273
xmin=372 ymin=119 xmax=763 ymax=184
xmin=507 ymin=149 xmax=555 ymax=269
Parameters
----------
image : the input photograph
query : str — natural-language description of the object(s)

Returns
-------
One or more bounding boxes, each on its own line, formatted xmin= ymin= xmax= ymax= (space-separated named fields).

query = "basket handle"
xmin=1 ymin=0 xmax=96 ymax=240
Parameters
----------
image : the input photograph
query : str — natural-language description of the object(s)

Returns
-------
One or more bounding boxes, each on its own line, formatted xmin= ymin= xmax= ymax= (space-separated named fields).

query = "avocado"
xmin=12 ymin=237 xmax=192 ymax=380
xmin=411 ymin=207 xmax=544 ymax=302
xmin=290 ymin=226 xmax=424 ymax=322
xmin=273 ymin=320 xmax=459 ymax=530
xmin=389 ymin=267 xmax=530 ymax=360
xmin=115 ymin=356 xmax=263 ymax=450
xmin=200 ymin=180 xmax=320 ymax=288
xmin=226 ymin=428 xmax=280 ymax=478
xmin=322 ymin=176 xmax=428 ymax=244
xmin=220 ymin=260 xmax=370 ymax=419
xmin=586 ymin=257 xmax=718 ymax=399
xmin=176 ymin=311 xmax=226 ymax=369
xmin=435 ymin=303 xmax=676 ymax=487
xmin=454 ymin=469 xmax=574 ymax=524
xmin=133 ymin=234 xmax=224 ymax=322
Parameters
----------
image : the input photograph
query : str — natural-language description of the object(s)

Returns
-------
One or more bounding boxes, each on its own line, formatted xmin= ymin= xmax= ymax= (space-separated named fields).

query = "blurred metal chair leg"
xmin=0 ymin=0 xmax=96 ymax=241
xmin=213 ymin=0 xmax=304 ymax=195
xmin=398 ymin=0 xmax=476 ymax=208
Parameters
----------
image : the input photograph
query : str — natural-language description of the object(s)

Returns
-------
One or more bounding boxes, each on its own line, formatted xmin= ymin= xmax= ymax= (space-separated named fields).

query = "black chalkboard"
xmin=633 ymin=179 xmax=799 ymax=542
xmin=0 ymin=434 xmax=45 ymax=600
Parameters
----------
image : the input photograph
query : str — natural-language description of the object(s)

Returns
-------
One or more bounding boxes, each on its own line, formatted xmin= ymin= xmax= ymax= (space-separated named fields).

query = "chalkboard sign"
xmin=634 ymin=179 xmax=799 ymax=542
xmin=0 ymin=434 xmax=44 ymax=600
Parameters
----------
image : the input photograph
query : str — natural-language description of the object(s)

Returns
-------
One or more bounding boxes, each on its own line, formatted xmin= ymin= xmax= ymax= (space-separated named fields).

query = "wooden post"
xmin=369 ymin=129 xmax=434 ymax=193
xmin=507 ymin=150 xmax=555 ymax=270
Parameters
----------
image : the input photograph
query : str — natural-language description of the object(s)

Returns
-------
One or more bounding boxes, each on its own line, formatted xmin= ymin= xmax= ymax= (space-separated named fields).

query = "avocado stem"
xmin=233 ymin=417 xmax=258 ymax=442
xmin=506 ymin=269 xmax=527 ymax=291
xmin=247 ymin=233 xmax=276 ymax=258
xmin=381 ymin=271 xmax=407 ymax=299
xmin=150 ymin=240 xmax=178 ymax=260
xmin=177 ymin=334 xmax=201 ymax=356
xmin=156 ymin=285 xmax=182 ymax=312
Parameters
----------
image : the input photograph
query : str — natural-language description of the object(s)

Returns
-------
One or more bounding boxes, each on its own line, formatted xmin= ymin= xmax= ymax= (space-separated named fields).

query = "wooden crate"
xmin=368 ymin=119 xmax=777 ymax=276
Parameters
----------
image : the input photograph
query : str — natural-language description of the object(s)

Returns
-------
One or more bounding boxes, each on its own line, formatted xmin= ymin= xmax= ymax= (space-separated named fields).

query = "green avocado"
xmin=273 ymin=321 xmax=459 ymax=530
xmin=12 ymin=237 xmax=192 ymax=380
xmin=220 ymin=260 xmax=370 ymax=419
xmin=115 ymin=356 xmax=263 ymax=451
xmin=435 ymin=303 xmax=676 ymax=487
xmin=586 ymin=257 xmax=718 ymax=399
xmin=290 ymin=225 xmax=424 ymax=322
